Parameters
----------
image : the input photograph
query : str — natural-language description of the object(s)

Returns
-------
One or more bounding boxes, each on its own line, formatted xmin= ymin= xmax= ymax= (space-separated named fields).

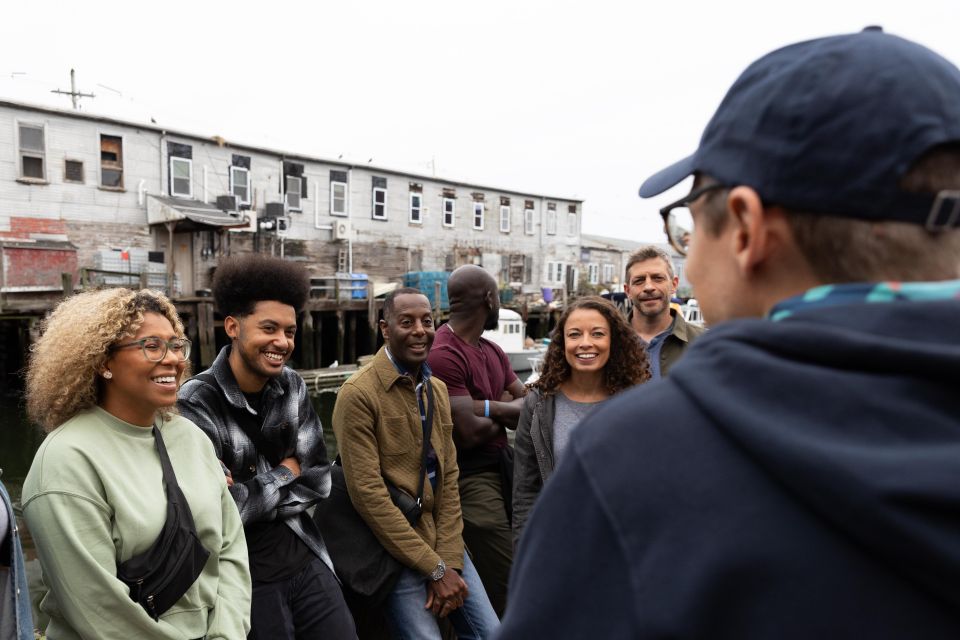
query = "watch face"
xmin=431 ymin=560 xmax=446 ymax=581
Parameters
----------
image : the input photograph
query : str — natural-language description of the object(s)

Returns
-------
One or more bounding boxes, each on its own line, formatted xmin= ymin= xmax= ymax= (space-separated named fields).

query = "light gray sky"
xmin=2 ymin=0 xmax=959 ymax=242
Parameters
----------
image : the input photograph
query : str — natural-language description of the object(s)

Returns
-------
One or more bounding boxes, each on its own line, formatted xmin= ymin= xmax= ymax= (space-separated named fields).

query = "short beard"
xmin=635 ymin=297 xmax=668 ymax=319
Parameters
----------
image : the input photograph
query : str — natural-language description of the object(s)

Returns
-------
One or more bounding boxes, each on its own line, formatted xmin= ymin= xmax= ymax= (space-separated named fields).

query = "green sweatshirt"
xmin=22 ymin=406 xmax=251 ymax=640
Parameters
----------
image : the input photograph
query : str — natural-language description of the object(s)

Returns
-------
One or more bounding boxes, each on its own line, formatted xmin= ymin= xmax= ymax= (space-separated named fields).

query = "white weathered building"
xmin=0 ymin=98 xmax=583 ymax=305
xmin=580 ymin=234 xmax=690 ymax=296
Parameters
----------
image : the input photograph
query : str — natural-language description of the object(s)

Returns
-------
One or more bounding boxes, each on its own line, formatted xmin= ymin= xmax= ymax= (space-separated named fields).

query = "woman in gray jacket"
xmin=512 ymin=297 xmax=649 ymax=544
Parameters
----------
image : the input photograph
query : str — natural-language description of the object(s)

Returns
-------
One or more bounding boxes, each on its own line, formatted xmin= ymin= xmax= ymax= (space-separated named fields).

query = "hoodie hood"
xmin=668 ymin=299 xmax=960 ymax=609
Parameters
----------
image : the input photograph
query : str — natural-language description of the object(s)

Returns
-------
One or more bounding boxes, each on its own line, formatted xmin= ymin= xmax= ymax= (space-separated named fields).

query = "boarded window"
xmin=64 ymin=159 xmax=84 ymax=183
xmin=100 ymin=135 xmax=123 ymax=188
xmin=167 ymin=141 xmax=192 ymax=159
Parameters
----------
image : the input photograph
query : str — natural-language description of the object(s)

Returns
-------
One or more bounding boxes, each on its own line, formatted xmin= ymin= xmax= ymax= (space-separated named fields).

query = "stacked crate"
xmin=402 ymin=271 xmax=450 ymax=310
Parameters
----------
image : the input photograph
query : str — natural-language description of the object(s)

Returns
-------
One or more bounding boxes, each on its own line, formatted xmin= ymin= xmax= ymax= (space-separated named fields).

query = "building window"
xmin=499 ymin=205 xmax=511 ymax=233
xmin=372 ymin=177 xmax=388 ymax=220
xmin=409 ymin=192 xmax=423 ymax=224
xmin=546 ymin=261 xmax=565 ymax=284
xmin=18 ymin=123 xmax=46 ymax=181
xmin=568 ymin=211 xmax=578 ymax=235
xmin=524 ymin=208 xmax=535 ymax=235
xmin=282 ymin=161 xmax=306 ymax=211
xmin=473 ymin=202 xmax=484 ymax=230
xmin=64 ymin=159 xmax=84 ymax=183
xmin=230 ymin=166 xmax=250 ymax=204
xmin=285 ymin=176 xmax=302 ymax=211
xmin=602 ymin=263 xmax=614 ymax=284
xmin=588 ymin=263 xmax=600 ymax=285
xmin=100 ymin=134 xmax=123 ymax=188
xmin=546 ymin=205 xmax=557 ymax=235
xmin=331 ymin=181 xmax=347 ymax=216
xmin=168 ymin=142 xmax=192 ymax=197
xmin=170 ymin=157 xmax=193 ymax=198
xmin=442 ymin=197 xmax=455 ymax=227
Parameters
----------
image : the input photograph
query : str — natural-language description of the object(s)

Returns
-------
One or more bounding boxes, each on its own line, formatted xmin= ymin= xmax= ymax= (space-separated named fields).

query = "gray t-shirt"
xmin=553 ymin=391 xmax=606 ymax=464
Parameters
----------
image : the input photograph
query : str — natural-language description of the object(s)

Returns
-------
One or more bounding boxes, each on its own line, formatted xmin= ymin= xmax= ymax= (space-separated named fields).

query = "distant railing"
xmin=78 ymin=268 xmax=175 ymax=296
xmin=309 ymin=274 xmax=369 ymax=302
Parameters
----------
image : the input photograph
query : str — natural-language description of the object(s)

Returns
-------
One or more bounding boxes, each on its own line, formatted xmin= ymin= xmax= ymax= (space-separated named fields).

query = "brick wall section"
xmin=1 ymin=246 xmax=77 ymax=287
xmin=0 ymin=217 xmax=69 ymax=239
xmin=65 ymin=220 xmax=152 ymax=269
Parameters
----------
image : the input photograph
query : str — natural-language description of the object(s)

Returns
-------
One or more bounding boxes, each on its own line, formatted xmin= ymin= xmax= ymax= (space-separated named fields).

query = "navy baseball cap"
xmin=639 ymin=27 xmax=960 ymax=228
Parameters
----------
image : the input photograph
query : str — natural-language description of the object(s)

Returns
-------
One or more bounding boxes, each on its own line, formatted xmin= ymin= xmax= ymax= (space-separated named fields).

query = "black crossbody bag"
xmin=116 ymin=425 xmax=211 ymax=621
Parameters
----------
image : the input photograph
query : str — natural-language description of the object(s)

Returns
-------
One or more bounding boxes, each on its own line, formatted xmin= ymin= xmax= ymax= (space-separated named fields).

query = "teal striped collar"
xmin=768 ymin=279 xmax=960 ymax=321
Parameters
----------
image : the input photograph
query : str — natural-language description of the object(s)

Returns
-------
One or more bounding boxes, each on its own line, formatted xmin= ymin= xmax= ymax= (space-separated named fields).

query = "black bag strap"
xmin=333 ymin=378 xmax=435 ymax=509
xmin=151 ymin=425 xmax=197 ymax=525
xmin=412 ymin=379 xmax=435 ymax=508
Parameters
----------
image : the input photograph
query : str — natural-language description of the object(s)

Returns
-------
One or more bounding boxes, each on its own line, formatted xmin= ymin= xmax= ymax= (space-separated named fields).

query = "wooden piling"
xmin=301 ymin=311 xmax=315 ymax=369
xmin=197 ymin=300 xmax=216 ymax=367
xmin=336 ymin=310 xmax=345 ymax=365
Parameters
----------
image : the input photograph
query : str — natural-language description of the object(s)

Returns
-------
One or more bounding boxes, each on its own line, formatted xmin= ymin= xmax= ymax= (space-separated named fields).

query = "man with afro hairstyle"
xmin=179 ymin=253 xmax=356 ymax=639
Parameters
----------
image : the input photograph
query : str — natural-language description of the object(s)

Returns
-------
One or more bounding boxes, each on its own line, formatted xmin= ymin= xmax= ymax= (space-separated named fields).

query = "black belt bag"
xmin=117 ymin=425 xmax=211 ymax=621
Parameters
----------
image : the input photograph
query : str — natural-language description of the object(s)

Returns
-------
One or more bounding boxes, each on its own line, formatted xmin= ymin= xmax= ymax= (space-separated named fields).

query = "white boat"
xmin=682 ymin=299 xmax=704 ymax=326
xmin=482 ymin=309 xmax=546 ymax=373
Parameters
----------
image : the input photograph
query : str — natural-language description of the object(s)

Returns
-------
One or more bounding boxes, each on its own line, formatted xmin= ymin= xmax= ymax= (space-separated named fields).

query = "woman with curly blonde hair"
xmin=512 ymin=296 xmax=650 ymax=543
xmin=21 ymin=288 xmax=251 ymax=639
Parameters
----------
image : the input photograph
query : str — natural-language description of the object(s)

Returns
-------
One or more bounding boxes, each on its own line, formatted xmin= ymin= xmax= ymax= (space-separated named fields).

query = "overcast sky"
xmin=2 ymin=0 xmax=958 ymax=242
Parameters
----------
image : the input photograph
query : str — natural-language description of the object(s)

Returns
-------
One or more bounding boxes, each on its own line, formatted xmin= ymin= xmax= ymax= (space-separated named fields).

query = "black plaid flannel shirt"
xmin=177 ymin=345 xmax=334 ymax=571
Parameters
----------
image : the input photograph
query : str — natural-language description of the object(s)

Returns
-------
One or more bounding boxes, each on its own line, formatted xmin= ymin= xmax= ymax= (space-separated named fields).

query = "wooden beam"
xmin=197 ymin=300 xmax=216 ymax=367
xmin=314 ymin=312 xmax=323 ymax=367
xmin=61 ymin=272 xmax=73 ymax=298
xmin=301 ymin=311 xmax=315 ymax=369
xmin=336 ymin=309 xmax=345 ymax=366
xmin=347 ymin=312 xmax=357 ymax=364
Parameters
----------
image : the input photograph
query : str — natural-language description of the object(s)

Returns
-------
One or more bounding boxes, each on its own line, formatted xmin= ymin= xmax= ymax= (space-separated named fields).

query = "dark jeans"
xmin=248 ymin=558 xmax=357 ymax=640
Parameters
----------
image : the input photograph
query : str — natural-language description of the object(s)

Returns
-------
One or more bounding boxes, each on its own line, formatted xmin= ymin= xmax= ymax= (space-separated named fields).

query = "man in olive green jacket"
xmin=624 ymin=245 xmax=705 ymax=378
xmin=333 ymin=288 xmax=499 ymax=639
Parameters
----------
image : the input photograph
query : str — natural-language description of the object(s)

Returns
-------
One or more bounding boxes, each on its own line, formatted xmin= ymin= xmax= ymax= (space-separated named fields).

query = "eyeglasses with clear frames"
xmin=659 ymin=183 xmax=727 ymax=257
xmin=111 ymin=337 xmax=192 ymax=362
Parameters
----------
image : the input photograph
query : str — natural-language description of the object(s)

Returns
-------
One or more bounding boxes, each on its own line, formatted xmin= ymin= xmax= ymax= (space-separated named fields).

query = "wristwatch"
xmin=429 ymin=559 xmax=446 ymax=581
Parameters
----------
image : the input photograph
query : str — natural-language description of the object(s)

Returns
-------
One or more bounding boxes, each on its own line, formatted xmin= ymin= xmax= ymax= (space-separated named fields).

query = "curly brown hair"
xmin=26 ymin=288 xmax=188 ymax=432
xmin=531 ymin=296 xmax=650 ymax=397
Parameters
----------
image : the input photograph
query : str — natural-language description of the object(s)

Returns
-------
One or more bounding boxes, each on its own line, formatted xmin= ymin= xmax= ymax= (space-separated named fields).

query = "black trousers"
xmin=248 ymin=558 xmax=358 ymax=640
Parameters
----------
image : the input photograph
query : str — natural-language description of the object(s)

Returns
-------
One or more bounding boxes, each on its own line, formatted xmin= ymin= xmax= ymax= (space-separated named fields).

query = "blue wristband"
xmin=484 ymin=400 xmax=490 ymax=418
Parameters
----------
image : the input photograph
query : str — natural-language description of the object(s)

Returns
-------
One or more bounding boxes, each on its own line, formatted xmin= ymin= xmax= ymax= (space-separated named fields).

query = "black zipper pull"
xmin=147 ymin=594 xmax=158 ymax=621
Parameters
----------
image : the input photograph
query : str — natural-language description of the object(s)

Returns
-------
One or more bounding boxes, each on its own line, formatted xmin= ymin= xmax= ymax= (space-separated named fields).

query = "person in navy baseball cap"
xmin=497 ymin=29 xmax=960 ymax=639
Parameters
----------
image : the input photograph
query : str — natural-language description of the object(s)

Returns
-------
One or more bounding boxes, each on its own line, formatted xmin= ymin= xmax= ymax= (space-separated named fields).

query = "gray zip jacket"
xmin=512 ymin=389 xmax=556 ymax=545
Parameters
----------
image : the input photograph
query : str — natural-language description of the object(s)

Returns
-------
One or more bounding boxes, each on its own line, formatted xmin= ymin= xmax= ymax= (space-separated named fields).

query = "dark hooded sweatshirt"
xmin=499 ymin=298 xmax=960 ymax=639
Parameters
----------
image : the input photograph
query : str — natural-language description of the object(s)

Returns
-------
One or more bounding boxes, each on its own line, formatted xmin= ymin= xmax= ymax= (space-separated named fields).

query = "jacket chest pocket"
xmin=378 ymin=414 xmax=417 ymax=455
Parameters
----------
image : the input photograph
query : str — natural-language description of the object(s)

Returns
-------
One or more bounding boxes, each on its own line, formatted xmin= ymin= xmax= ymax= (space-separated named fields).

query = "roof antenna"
xmin=51 ymin=69 xmax=95 ymax=110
